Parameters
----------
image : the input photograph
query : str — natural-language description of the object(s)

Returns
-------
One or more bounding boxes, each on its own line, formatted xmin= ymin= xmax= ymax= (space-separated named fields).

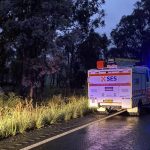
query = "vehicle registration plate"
xmin=103 ymin=99 xmax=113 ymax=103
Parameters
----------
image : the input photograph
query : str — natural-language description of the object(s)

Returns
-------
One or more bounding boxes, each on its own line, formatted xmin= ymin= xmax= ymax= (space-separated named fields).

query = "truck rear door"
xmin=88 ymin=69 xmax=132 ymax=108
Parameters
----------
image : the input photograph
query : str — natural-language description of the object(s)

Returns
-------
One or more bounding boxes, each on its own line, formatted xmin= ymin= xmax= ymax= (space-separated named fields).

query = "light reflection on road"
xmin=35 ymin=115 xmax=150 ymax=150
xmin=84 ymin=116 xmax=139 ymax=150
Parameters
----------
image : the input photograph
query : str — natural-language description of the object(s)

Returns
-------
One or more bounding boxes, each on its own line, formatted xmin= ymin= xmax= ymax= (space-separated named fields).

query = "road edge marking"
xmin=20 ymin=109 xmax=126 ymax=150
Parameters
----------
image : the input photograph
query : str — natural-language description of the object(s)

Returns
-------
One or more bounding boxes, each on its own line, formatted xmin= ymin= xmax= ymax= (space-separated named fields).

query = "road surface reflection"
xmin=35 ymin=114 xmax=150 ymax=150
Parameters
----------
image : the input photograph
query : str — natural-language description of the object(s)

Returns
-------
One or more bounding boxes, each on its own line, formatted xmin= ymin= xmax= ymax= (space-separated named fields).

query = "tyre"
xmin=128 ymin=100 xmax=143 ymax=116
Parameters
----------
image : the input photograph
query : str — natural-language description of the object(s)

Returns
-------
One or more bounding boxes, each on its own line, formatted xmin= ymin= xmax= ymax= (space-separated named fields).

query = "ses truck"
xmin=88 ymin=59 xmax=150 ymax=115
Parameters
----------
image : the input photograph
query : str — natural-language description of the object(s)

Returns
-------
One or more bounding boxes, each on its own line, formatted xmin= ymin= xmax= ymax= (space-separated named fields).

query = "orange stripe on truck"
xmin=89 ymin=83 xmax=131 ymax=86
xmin=89 ymin=73 xmax=131 ymax=76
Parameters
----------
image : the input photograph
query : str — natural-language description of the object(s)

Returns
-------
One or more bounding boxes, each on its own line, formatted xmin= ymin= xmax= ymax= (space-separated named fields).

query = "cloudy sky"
xmin=98 ymin=0 xmax=138 ymax=36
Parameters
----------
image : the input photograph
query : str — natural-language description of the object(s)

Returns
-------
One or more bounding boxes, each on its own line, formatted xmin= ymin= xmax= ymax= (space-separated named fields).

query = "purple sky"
xmin=97 ymin=0 xmax=138 ymax=36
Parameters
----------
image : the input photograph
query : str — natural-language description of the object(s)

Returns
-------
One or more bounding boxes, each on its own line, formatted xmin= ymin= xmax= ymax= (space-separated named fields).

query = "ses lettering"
xmin=101 ymin=76 xmax=117 ymax=82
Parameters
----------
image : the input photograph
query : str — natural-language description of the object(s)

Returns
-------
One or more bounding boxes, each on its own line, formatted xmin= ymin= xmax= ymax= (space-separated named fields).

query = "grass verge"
xmin=0 ymin=93 xmax=91 ymax=139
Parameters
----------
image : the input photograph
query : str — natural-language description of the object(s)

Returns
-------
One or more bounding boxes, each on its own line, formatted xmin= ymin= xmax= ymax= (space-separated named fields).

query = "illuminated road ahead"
xmin=34 ymin=114 xmax=150 ymax=150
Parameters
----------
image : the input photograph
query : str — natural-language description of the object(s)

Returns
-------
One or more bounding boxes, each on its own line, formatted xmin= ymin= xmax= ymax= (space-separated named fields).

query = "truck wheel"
xmin=129 ymin=100 xmax=143 ymax=116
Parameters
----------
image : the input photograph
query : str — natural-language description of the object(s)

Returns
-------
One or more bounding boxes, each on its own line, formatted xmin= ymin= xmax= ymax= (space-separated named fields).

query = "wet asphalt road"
xmin=34 ymin=114 xmax=150 ymax=150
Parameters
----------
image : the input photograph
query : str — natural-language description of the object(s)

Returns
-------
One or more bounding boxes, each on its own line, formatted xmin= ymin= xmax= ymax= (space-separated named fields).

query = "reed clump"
xmin=0 ymin=93 xmax=90 ymax=139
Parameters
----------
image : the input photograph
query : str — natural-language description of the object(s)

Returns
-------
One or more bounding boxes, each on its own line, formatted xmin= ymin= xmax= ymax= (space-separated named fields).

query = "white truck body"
xmin=88 ymin=66 xmax=150 ymax=111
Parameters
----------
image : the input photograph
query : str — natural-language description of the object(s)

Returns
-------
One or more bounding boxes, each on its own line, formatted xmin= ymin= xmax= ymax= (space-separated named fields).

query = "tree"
xmin=0 ymin=0 xmax=108 ymax=94
xmin=54 ymin=0 xmax=107 ymax=88
xmin=72 ymin=0 xmax=105 ymax=33
xmin=78 ymin=32 xmax=109 ymax=70
xmin=0 ymin=0 xmax=73 ymax=98
xmin=111 ymin=0 xmax=150 ymax=66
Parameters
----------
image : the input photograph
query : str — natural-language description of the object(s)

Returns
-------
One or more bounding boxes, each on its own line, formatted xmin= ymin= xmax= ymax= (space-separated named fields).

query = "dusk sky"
xmin=98 ymin=0 xmax=138 ymax=36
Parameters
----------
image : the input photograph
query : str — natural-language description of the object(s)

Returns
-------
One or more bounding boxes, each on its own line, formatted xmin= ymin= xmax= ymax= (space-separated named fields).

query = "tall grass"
xmin=0 ymin=93 xmax=90 ymax=139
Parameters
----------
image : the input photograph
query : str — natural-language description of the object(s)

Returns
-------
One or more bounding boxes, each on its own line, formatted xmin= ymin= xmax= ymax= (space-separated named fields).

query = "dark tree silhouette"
xmin=111 ymin=0 xmax=150 ymax=67
xmin=0 ymin=0 xmax=108 ymax=96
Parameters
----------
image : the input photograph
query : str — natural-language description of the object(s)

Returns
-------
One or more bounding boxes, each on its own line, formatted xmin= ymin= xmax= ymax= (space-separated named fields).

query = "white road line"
xmin=20 ymin=109 xmax=126 ymax=150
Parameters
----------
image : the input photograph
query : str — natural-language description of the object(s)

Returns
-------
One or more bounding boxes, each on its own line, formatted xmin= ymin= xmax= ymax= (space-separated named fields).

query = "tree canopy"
xmin=111 ymin=0 xmax=150 ymax=67
xmin=0 ymin=0 xmax=108 ymax=97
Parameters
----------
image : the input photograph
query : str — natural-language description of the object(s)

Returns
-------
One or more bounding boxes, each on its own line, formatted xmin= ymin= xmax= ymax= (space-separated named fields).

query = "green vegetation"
xmin=0 ymin=93 xmax=90 ymax=139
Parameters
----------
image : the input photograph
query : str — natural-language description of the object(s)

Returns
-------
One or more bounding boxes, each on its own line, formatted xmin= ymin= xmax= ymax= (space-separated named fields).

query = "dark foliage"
xmin=0 ymin=0 xmax=108 ymax=98
xmin=111 ymin=0 xmax=150 ymax=67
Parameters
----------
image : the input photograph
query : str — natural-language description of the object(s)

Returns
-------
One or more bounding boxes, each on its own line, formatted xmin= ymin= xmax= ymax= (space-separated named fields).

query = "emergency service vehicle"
xmin=88 ymin=59 xmax=150 ymax=115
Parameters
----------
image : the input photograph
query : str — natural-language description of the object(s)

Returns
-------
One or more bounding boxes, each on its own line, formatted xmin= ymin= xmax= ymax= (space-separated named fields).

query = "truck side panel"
xmin=132 ymin=72 xmax=146 ymax=107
